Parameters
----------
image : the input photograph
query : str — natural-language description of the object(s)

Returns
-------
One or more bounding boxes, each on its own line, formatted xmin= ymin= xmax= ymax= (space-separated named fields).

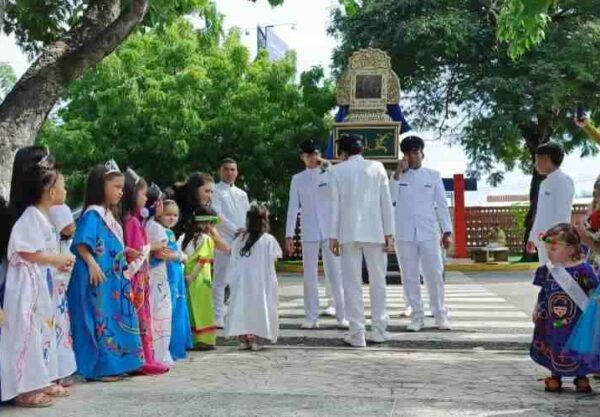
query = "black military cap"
xmin=298 ymin=139 xmax=320 ymax=154
xmin=399 ymin=133 xmax=425 ymax=153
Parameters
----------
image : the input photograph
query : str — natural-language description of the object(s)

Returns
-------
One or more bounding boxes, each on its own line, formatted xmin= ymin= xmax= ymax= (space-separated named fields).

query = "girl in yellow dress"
xmin=182 ymin=205 xmax=229 ymax=350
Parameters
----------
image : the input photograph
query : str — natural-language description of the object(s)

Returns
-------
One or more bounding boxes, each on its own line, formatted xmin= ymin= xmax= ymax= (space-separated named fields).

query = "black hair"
xmin=172 ymin=172 xmax=215 ymax=236
xmin=181 ymin=203 xmax=216 ymax=251
xmin=535 ymin=142 xmax=565 ymax=167
xmin=220 ymin=158 xmax=237 ymax=167
xmin=83 ymin=164 xmax=124 ymax=211
xmin=0 ymin=196 xmax=10 ymax=259
xmin=1 ymin=146 xmax=56 ymax=259
xmin=15 ymin=163 xmax=60 ymax=219
xmin=145 ymin=183 xmax=164 ymax=209
xmin=122 ymin=168 xmax=147 ymax=218
xmin=240 ymin=205 xmax=270 ymax=257
xmin=400 ymin=135 xmax=425 ymax=153
xmin=9 ymin=146 xmax=55 ymax=206
xmin=338 ymin=133 xmax=364 ymax=156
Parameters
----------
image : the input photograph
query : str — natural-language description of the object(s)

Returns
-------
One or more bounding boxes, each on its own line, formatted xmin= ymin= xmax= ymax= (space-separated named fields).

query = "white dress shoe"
xmin=435 ymin=317 xmax=452 ymax=330
xmin=343 ymin=333 xmax=366 ymax=348
xmin=368 ymin=330 xmax=391 ymax=343
xmin=321 ymin=306 xmax=336 ymax=317
xmin=407 ymin=317 xmax=424 ymax=332
xmin=300 ymin=321 xmax=319 ymax=329
xmin=337 ymin=319 xmax=350 ymax=329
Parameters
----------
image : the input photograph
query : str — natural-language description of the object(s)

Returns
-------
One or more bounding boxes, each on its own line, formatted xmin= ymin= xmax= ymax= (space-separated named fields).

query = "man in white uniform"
xmin=212 ymin=158 xmax=251 ymax=328
xmin=329 ymin=134 xmax=395 ymax=347
xmin=286 ymin=140 xmax=347 ymax=329
xmin=527 ymin=142 xmax=574 ymax=264
xmin=390 ymin=133 xmax=452 ymax=332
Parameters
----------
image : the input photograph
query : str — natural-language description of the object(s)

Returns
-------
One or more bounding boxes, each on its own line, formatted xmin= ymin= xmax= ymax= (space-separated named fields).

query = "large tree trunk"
xmin=520 ymin=115 xmax=553 ymax=261
xmin=0 ymin=0 xmax=149 ymax=197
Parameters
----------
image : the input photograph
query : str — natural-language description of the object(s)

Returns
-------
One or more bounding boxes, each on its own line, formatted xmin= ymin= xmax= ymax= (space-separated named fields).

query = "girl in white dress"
xmin=47 ymin=204 xmax=78 ymax=385
xmin=144 ymin=184 xmax=173 ymax=364
xmin=0 ymin=163 xmax=75 ymax=407
xmin=226 ymin=205 xmax=283 ymax=351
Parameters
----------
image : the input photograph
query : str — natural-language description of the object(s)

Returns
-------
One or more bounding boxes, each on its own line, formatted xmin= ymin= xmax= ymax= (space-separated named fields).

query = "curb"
xmin=276 ymin=262 xmax=538 ymax=274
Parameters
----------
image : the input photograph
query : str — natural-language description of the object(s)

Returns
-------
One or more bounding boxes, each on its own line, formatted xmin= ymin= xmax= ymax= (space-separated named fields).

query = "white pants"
xmin=341 ymin=243 xmax=388 ymax=344
xmin=535 ymin=241 xmax=548 ymax=265
xmin=301 ymin=240 xmax=345 ymax=322
xmin=396 ymin=239 xmax=448 ymax=321
xmin=213 ymin=243 xmax=233 ymax=326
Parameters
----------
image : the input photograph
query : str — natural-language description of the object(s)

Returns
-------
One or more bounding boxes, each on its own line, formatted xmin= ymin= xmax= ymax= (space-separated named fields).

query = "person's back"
xmin=330 ymin=155 xmax=392 ymax=245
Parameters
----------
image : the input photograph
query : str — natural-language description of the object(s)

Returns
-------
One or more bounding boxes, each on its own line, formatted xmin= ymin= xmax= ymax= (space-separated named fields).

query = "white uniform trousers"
xmin=301 ymin=240 xmax=345 ymax=322
xmin=534 ymin=241 xmax=549 ymax=265
xmin=213 ymin=243 xmax=232 ymax=326
xmin=396 ymin=239 xmax=448 ymax=321
xmin=341 ymin=242 xmax=388 ymax=345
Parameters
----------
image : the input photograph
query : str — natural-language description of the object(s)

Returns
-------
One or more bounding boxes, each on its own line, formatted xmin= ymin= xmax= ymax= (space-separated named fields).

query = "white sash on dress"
xmin=85 ymin=205 xmax=124 ymax=246
xmin=547 ymin=262 xmax=590 ymax=311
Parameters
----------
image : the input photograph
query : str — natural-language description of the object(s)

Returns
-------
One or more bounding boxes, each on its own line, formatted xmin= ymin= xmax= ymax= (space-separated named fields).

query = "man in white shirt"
xmin=527 ymin=142 xmax=575 ymax=264
xmin=212 ymin=158 xmax=251 ymax=328
xmin=330 ymin=134 xmax=395 ymax=347
xmin=285 ymin=140 xmax=347 ymax=329
xmin=391 ymin=134 xmax=453 ymax=332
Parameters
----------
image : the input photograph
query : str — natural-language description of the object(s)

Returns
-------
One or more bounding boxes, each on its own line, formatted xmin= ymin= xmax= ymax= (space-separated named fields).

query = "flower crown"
xmin=539 ymin=232 xmax=567 ymax=246
xmin=194 ymin=215 xmax=220 ymax=225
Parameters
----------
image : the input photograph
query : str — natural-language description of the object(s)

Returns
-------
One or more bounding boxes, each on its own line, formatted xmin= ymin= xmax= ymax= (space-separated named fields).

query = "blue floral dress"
xmin=67 ymin=207 xmax=143 ymax=379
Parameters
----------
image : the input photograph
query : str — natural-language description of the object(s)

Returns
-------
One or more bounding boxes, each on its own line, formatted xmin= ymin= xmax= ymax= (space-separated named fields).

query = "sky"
xmin=1 ymin=0 xmax=598 ymax=205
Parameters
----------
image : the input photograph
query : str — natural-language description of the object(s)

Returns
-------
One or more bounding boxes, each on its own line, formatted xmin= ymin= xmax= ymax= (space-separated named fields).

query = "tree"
xmin=330 ymin=0 xmax=600 ymax=255
xmin=0 ymin=0 xmax=283 ymax=195
xmin=38 ymin=18 xmax=335 ymax=222
xmin=0 ymin=62 xmax=15 ymax=100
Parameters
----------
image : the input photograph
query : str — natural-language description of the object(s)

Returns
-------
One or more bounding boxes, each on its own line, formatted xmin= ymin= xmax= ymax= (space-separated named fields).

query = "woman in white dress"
xmin=226 ymin=205 xmax=283 ymax=351
xmin=0 ymin=163 xmax=74 ymax=407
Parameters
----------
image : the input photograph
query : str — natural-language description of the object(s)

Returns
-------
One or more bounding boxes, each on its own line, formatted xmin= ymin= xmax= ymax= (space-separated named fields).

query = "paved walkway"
xmin=10 ymin=347 xmax=599 ymax=417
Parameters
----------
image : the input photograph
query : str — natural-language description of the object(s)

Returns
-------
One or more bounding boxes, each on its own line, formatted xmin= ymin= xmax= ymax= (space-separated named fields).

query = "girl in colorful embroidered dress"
xmin=182 ymin=205 xmax=229 ymax=350
xmin=158 ymin=200 xmax=193 ymax=359
xmin=123 ymin=168 xmax=169 ymax=374
xmin=47 ymin=204 xmax=77 ymax=386
xmin=530 ymin=223 xmax=599 ymax=393
xmin=68 ymin=163 xmax=144 ymax=382
xmin=0 ymin=163 xmax=74 ymax=407
xmin=144 ymin=184 xmax=173 ymax=364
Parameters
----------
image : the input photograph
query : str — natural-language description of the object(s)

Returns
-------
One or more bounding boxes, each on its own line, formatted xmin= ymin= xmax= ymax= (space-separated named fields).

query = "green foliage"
xmin=497 ymin=0 xmax=556 ymax=59
xmin=330 ymin=0 xmax=600 ymax=186
xmin=38 ymin=18 xmax=335 ymax=218
xmin=0 ymin=62 xmax=16 ymax=100
xmin=2 ymin=0 xmax=280 ymax=56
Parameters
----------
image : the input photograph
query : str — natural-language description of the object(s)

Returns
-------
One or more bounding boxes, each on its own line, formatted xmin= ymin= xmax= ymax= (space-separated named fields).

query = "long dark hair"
xmin=240 ymin=205 xmax=269 ymax=257
xmin=171 ymin=172 xmax=215 ymax=236
xmin=1 ymin=146 xmax=55 ymax=259
xmin=181 ymin=204 xmax=216 ymax=251
xmin=122 ymin=168 xmax=147 ymax=218
xmin=83 ymin=164 xmax=124 ymax=212
xmin=9 ymin=146 xmax=55 ymax=206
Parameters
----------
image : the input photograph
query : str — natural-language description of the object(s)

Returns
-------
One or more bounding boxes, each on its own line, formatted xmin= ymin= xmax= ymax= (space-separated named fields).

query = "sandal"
xmin=575 ymin=377 xmax=593 ymax=394
xmin=44 ymin=384 xmax=70 ymax=397
xmin=544 ymin=376 xmax=562 ymax=392
xmin=91 ymin=375 xmax=124 ymax=382
xmin=15 ymin=392 xmax=55 ymax=408
xmin=59 ymin=376 xmax=75 ymax=387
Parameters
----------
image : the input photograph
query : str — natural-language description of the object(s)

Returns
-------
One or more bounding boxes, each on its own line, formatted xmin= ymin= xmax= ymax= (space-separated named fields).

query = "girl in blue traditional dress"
xmin=67 ymin=161 xmax=144 ymax=382
xmin=158 ymin=200 xmax=193 ymax=360
xmin=530 ymin=223 xmax=599 ymax=393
